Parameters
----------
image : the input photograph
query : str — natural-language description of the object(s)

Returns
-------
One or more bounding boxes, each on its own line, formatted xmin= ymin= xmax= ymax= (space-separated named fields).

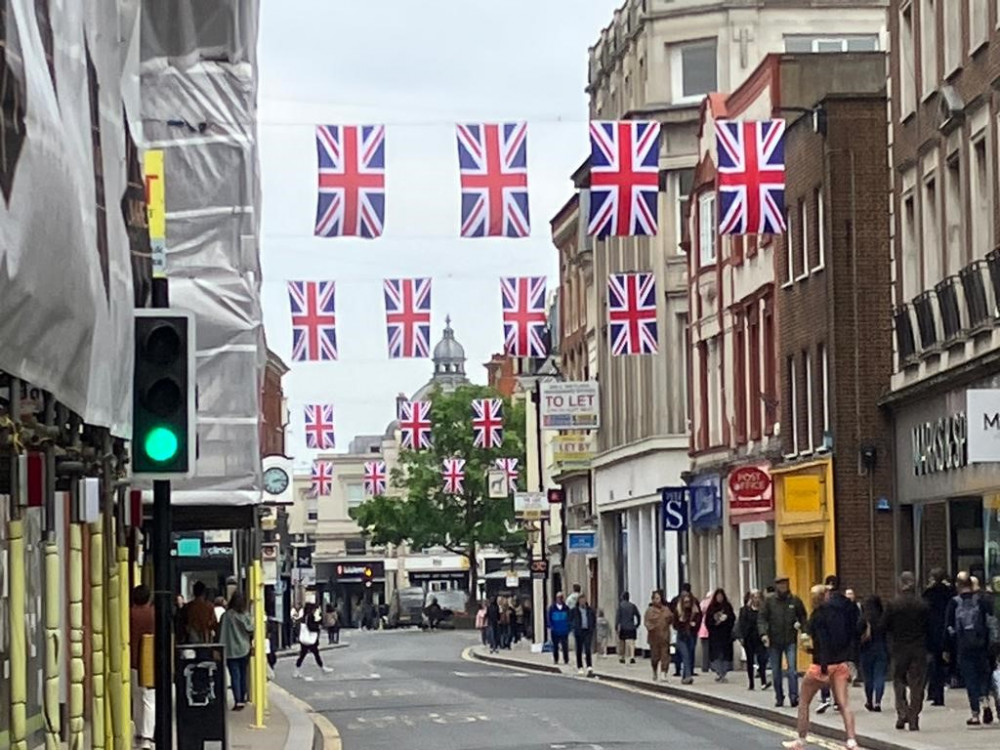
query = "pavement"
xmin=274 ymin=627 xmax=869 ymax=750
xmin=472 ymin=641 xmax=1000 ymax=750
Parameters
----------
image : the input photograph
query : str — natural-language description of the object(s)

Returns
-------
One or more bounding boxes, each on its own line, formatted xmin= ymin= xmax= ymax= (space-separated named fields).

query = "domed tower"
xmin=411 ymin=315 xmax=470 ymax=402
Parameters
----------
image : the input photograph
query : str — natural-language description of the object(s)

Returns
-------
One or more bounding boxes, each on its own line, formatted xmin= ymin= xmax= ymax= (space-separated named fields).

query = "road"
xmin=275 ymin=629 xmax=812 ymax=750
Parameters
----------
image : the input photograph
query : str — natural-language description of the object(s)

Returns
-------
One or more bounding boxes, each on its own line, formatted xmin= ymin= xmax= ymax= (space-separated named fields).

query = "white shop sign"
xmin=540 ymin=381 xmax=600 ymax=430
xmin=967 ymin=389 xmax=1000 ymax=463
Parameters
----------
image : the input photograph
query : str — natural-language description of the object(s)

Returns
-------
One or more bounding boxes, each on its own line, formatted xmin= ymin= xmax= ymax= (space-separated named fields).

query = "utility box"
xmin=175 ymin=644 xmax=227 ymax=750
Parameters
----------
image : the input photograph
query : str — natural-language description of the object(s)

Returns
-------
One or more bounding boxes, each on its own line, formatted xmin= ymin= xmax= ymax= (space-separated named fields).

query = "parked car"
xmin=387 ymin=587 xmax=425 ymax=628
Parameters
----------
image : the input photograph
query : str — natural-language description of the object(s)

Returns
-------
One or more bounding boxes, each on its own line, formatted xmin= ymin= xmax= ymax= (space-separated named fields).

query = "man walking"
xmin=616 ymin=591 xmax=641 ymax=665
xmin=571 ymin=594 xmax=596 ymax=677
xmin=760 ymin=575 xmax=807 ymax=708
xmin=548 ymin=592 xmax=571 ymax=666
xmin=883 ymin=571 xmax=929 ymax=731
xmin=923 ymin=568 xmax=953 ymax=706
xmin=946 ymin=571 xmax=994 ymax=726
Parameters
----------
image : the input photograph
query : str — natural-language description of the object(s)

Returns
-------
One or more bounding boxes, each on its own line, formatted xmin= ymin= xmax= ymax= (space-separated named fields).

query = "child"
xmin=596 ymin=608 xmax=611 ymax=657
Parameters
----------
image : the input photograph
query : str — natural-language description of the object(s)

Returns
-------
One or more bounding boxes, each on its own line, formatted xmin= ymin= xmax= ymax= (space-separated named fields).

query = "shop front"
xmin=688 ymin=474 xmax=723 ymax=597
xmin=317 ymin=559 xmax=387 ymax=628
xmin=725 ymin=463 xmax=776 ymax=597
xmin=892 ymin=378 xmax=1000 ymax=582
xmin=772 ymin=458 xmax=836 ymax=607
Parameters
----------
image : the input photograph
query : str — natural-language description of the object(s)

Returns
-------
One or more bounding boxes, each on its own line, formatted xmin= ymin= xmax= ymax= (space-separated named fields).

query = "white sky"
xmin=258 ymin=1 xmax=622 ymax=466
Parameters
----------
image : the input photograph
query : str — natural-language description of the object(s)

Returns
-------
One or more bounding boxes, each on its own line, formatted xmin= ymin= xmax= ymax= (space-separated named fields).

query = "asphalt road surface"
xmin=275 ymin=629 xmax=817 ymax=750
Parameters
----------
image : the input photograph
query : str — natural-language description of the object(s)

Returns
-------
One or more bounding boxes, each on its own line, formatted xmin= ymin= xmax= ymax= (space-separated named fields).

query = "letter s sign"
xmin=661 ymin=488 xmax=690 ymax=532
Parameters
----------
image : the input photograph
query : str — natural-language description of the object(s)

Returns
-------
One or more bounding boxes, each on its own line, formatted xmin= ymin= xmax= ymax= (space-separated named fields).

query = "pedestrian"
xmin=945 ymin=571 xmax=994 ymax=726
xmin=475 ymin=600 xmax=489 ymax=646
xmin=782 ymin=582 xmax=860 ymax=750
xmin=737 ymin=590 xmax=769 ymax=690
xmin=548 ymin=592 xmax=571 ymax=665
xmin=566 ymin=583 xmax=582 ymax=610
xmin=486 ymin=595 xmax=500 ymax=653
xmin=674 ymin=589 xmax=702 ymax=684
xmin=706 ymin=589 xmax=735 ymax=681
xmin=214 ymin=596 xmax=227 ymax=624
xmin=129 ymin=585 xmax=155 ymax=750
xmin=883 ymin=571 xmax=929 ymax=731
xmin=615 ymin=591 xmax=641 ymax=665
xmin=644 ymin=589 xmax=673 ymax=682
xmin=858 ymin=594 xmax=888 ymax=712
xmin=323 ymin=603 xmax=338 ymax=645
xmin=845 ymin=587 xmax=862 ymax=686
xmin=669 ymin=583 xmax=693 ymax=676
xmin=596 ymin=608 xmax=611 ymax=657
xmin=513 ymin=598 xmax=525 ymax=643
xmin=923 ymin=567 xmax=953 ymax=706
xmin=294 ymin=602 xmax=333 ymax=678
xmin=218 ymin=592 xmax=253 ymax=710
xmin=806 ymin=585 xmax=835 ymax=715
xmin=183 ymin=582 xmax=217 ymax=644
xmin=698 ymin=590 xmax=713 ymax=673
xmin=571 ymin=594 xmax=596 ymax=677
xmin=759 ymin=575 xmax=807 ymax=708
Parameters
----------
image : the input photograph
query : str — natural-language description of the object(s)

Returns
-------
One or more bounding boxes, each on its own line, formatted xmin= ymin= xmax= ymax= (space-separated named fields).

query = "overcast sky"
xmin=258 ymin=1 xmax=622 ymax=466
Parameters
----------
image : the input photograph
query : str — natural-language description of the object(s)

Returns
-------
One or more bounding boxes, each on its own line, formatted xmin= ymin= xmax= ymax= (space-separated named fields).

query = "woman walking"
xmin=294 ymin=602 xmax=334 ymax=678
xmin=644 ymin=590 xmax=674 ymax=682
xmin=674 ymin=590 xmax=702 ymax=684
xmin=706 ymin=589 xmax=736 ymax=682
xmin=218 ymin=592 xmax=253 ymax=710
xmin=859 ymin=594 xmax=888 ymax=712
xmin=737 ymin=590 xmax=770 ymax=690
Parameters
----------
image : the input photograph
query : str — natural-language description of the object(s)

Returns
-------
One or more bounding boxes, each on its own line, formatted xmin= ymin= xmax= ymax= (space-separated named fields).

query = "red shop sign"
xmin=728 ymin=466 xmax=773 ymax=512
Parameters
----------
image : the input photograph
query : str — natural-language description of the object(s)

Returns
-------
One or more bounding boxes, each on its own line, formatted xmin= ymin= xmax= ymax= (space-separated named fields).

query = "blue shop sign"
xmin=660 ymin=487 xmax=690 ymax=532
xmin=567 ymin=530 xmax=598 ymax=553
xmin=690 ymin=475 xmax=722 ymax=529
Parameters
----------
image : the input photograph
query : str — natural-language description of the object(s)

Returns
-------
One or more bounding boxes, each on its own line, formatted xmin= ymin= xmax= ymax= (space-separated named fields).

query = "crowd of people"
xmin=477 ymin=568 xmax=1000 ymax=748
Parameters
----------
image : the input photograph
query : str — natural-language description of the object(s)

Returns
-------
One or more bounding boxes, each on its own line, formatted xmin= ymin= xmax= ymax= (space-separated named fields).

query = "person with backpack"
xmin=946 ymin=571 xmax=995 ymax=726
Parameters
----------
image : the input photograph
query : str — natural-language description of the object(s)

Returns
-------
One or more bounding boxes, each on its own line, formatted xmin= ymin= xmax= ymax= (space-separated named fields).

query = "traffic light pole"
xmin=151 ymin=277 xmax=173 ymax=750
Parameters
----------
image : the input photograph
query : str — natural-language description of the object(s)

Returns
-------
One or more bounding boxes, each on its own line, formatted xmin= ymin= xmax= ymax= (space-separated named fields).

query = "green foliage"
xmin=350 ymin=384 xmax=527 ymax=557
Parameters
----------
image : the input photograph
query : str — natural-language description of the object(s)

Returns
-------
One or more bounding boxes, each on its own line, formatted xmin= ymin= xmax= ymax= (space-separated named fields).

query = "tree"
xmin=350 ymin=384 xmax=526 ymax=604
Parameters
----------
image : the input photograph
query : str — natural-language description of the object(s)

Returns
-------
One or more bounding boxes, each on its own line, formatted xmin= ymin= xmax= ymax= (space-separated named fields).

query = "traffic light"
xmin=132 ymin=309 xmax=196 ymax=477
xmin=363 ymin=566 xmax=374 ymax=588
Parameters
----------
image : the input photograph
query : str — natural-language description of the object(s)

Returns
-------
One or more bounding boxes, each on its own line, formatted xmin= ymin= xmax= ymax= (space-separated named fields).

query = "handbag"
xmin=299 ymin=621 xmax=318 ymax=646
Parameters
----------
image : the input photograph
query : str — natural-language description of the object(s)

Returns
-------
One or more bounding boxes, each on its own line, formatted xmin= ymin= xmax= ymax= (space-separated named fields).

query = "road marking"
xmin=460 ymin=648 xmax=844 ymax=750
xmin=453 ymin=669 xmax=526 ymax=678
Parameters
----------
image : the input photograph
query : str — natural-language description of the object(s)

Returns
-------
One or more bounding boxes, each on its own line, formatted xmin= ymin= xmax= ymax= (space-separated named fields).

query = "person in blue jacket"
xmin=549 ymin=591 xmax=571 ymax=665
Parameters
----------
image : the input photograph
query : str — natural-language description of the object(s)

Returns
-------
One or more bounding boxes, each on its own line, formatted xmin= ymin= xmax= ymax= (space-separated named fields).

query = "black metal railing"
xmin=987 ymin=247 xmax=1000 ymax=317
xmin=935 ymin=276 xmax=963 ymax=341
xmin=894 ymin=304 xmax=917 ymax=362
xmin=914 ymin=291 xmax=938 ymax=349
xmin=960 ymin=260 xmax=990 ymax=329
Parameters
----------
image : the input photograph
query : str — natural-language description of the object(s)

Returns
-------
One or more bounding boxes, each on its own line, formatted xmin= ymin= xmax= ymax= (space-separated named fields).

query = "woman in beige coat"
xmin=644 ymin=589 xmax=674 ymax=682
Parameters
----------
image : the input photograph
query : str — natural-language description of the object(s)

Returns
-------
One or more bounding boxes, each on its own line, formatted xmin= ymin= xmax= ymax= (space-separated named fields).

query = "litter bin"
xmin=175 ymin=643 xmax=227 ymax=750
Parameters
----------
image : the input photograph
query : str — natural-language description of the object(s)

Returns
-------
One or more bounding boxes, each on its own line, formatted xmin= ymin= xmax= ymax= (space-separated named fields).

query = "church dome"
xmin=411 ymin=315 xmax=469 ymax=402
xmin=433 ymin=315 xmax=466 ymax=364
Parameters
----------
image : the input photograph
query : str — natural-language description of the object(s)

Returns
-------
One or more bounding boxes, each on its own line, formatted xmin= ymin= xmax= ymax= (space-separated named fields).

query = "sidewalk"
xmin=472 ymin=643 xmax=1000 ymax=750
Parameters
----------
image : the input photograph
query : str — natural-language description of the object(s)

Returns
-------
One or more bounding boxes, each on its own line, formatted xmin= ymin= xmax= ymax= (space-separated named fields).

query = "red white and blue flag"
xmin=288 ymin=281 xmax=338 ymax=362
xmin=311 ymin=460 xmax=333 ymax=496
xmin=383 ymin=278 xmax=432 ymax=359
xmin=472 ymin=398 xmax=504 ymax=448
xmin=588 ymin=121 xmax=660 ymax=237
xmin=442 ymin=457 xmax=466 ymax=495
xmin=608 ymin=273 xmax=658 ymax=356
xmin=456 ymin=122 xmax=530 ymax=238
xmin=304 ymin=404 xmax=336 ymax=450
xmin=315 ymin=124 xmax=386 ymax=239
xmin=501 ymin=276 xmax=547 ymax=357
xmin=495 ymin=458 xmax=519 ymax=489
xmin=399 ymin=400 xmax=433 ymax=450
xmin=715 ymin=119 xmax=786 ymax=235
xmin=363 ymin=460 xmax=387 ymax=497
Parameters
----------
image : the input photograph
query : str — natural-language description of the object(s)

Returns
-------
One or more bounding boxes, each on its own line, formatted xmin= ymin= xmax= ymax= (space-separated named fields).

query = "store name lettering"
xmin=912 ymin=412 xmax=967 ymax=476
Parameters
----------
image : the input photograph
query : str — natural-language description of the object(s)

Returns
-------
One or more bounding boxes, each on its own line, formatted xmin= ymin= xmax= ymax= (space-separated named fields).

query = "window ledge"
xmin=781 ymin=280 xmax=794 ymax=290
xmin=920 ymin=88 xmax=937 ymax=104
xmin=800 ymin=448 xmax=814 ymax=457
xmin=795 ymin=272 xmax=810 ymax=283
xmin=811 ymin=263 xmax=825 ymax=275
xmin=945 ymin=63 xmax=963 ymax=82
xmin=783 ymin=452 xmax=799 ymax=460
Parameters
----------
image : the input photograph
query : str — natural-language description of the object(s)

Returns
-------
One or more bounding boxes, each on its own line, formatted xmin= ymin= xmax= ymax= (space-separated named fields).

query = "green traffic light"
xmin=144 ymin=426 xmax=179 ymax=463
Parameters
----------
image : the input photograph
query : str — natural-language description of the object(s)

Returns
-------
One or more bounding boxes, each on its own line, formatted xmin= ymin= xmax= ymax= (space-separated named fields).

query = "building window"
xmin=307 ymin=502 xmax=318 ymax=522
xmin=921 ymin=0 xmax=937 ymax=97
xmin=804 ymin=350 xmax=814 ymax=452
xmin=944 ymin=0 xmax=962 ymax=75
xmin=707 ymin=336 xmax=722 ymax=446
xmin=699 ymin=192 xmax=716 ymax=266
xmin=734 ymin=314 xmax=747 ymax=443
xmin=783 ymin=34 xmax=880 ymax=52
xmin=347 ymin=482 xmax=364 ymax=508
xmin=763 ymin=305 xmax=776 ymax=435
xmin=923 ymin=174 xmax=941 ymax=287
xmin=676 ymin=169 xmax=695 ymax=253
xmin=698 ymin=340 xmax=709 ymax=449
xmin=819 ymin=343 xmax=829 ymax=435
xmin=945 ymin=152 xmax=963 ymax=276
xmin=902 ymin=190 xmax=919 ymax=299
xmin=814 ymin=188 xmax=825 ymax=271
xmin=672 ymin=38 xmax=717 ymax=103
xmin=971 ymin=0 xmax=989 ymax=50
xmin=785 ymin=208 xmax=795 ymax=283
xmin=787 ymin=356 xmax=798 ymax=454
xmin=971 ymin=134 xmax=992 ymax=258
xmin=748 ymin=309 xmax=761 ymax=440
xmin=901 ymin=4 xmax=916 ymax=117
xmin=799 ymin=199 xmax=809 ymax=278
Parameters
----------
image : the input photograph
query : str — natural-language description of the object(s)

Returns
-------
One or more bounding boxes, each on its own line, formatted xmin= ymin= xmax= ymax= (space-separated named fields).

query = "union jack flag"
xmin=495 ymin=458 xmax=518 ymax=490
xmin=501 ymin=276 xmax=548 ymax=357
xmin=311 ymin=460 xmax=334 ymax=496
xmin=442 ymin=457 xmax=466 ymax=495
xmin=456 ymin=122 xmax=530 ymax=237
xmin=472 ymin=398 xmax=504 ymax=448
xmin=315 ymin=124 xmax=386 ymax=239
xmin=363 ymin=460 xmax=387 ymax=497
xmin=383 ymin=278 xmax=432 ymax=359
xmin=608 ymin=273 xmax=658 ymax=356
xmin=288 ymin=281 xmax=338 ymax=362
xmin=304 ymin=404 xmax=336 ymax=450
xmin=716 ymin=119 xmax=786 ymax=235
xmin=588 ymin=121 xmax=660 ymax=237
xmin=399 ymin=400 xmax=433 ymax=450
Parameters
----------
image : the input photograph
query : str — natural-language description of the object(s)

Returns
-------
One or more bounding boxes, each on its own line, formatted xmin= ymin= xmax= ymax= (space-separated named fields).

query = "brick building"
xmin=261 ymin=349 xmax=289 ymax=457
xmin=776 ymin=90 xmax=894 ymax=598
xmin=484 ymin=353 xmax=518 ymax=398
xmin=885 ymin=0 xmax=1000 ymax=583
